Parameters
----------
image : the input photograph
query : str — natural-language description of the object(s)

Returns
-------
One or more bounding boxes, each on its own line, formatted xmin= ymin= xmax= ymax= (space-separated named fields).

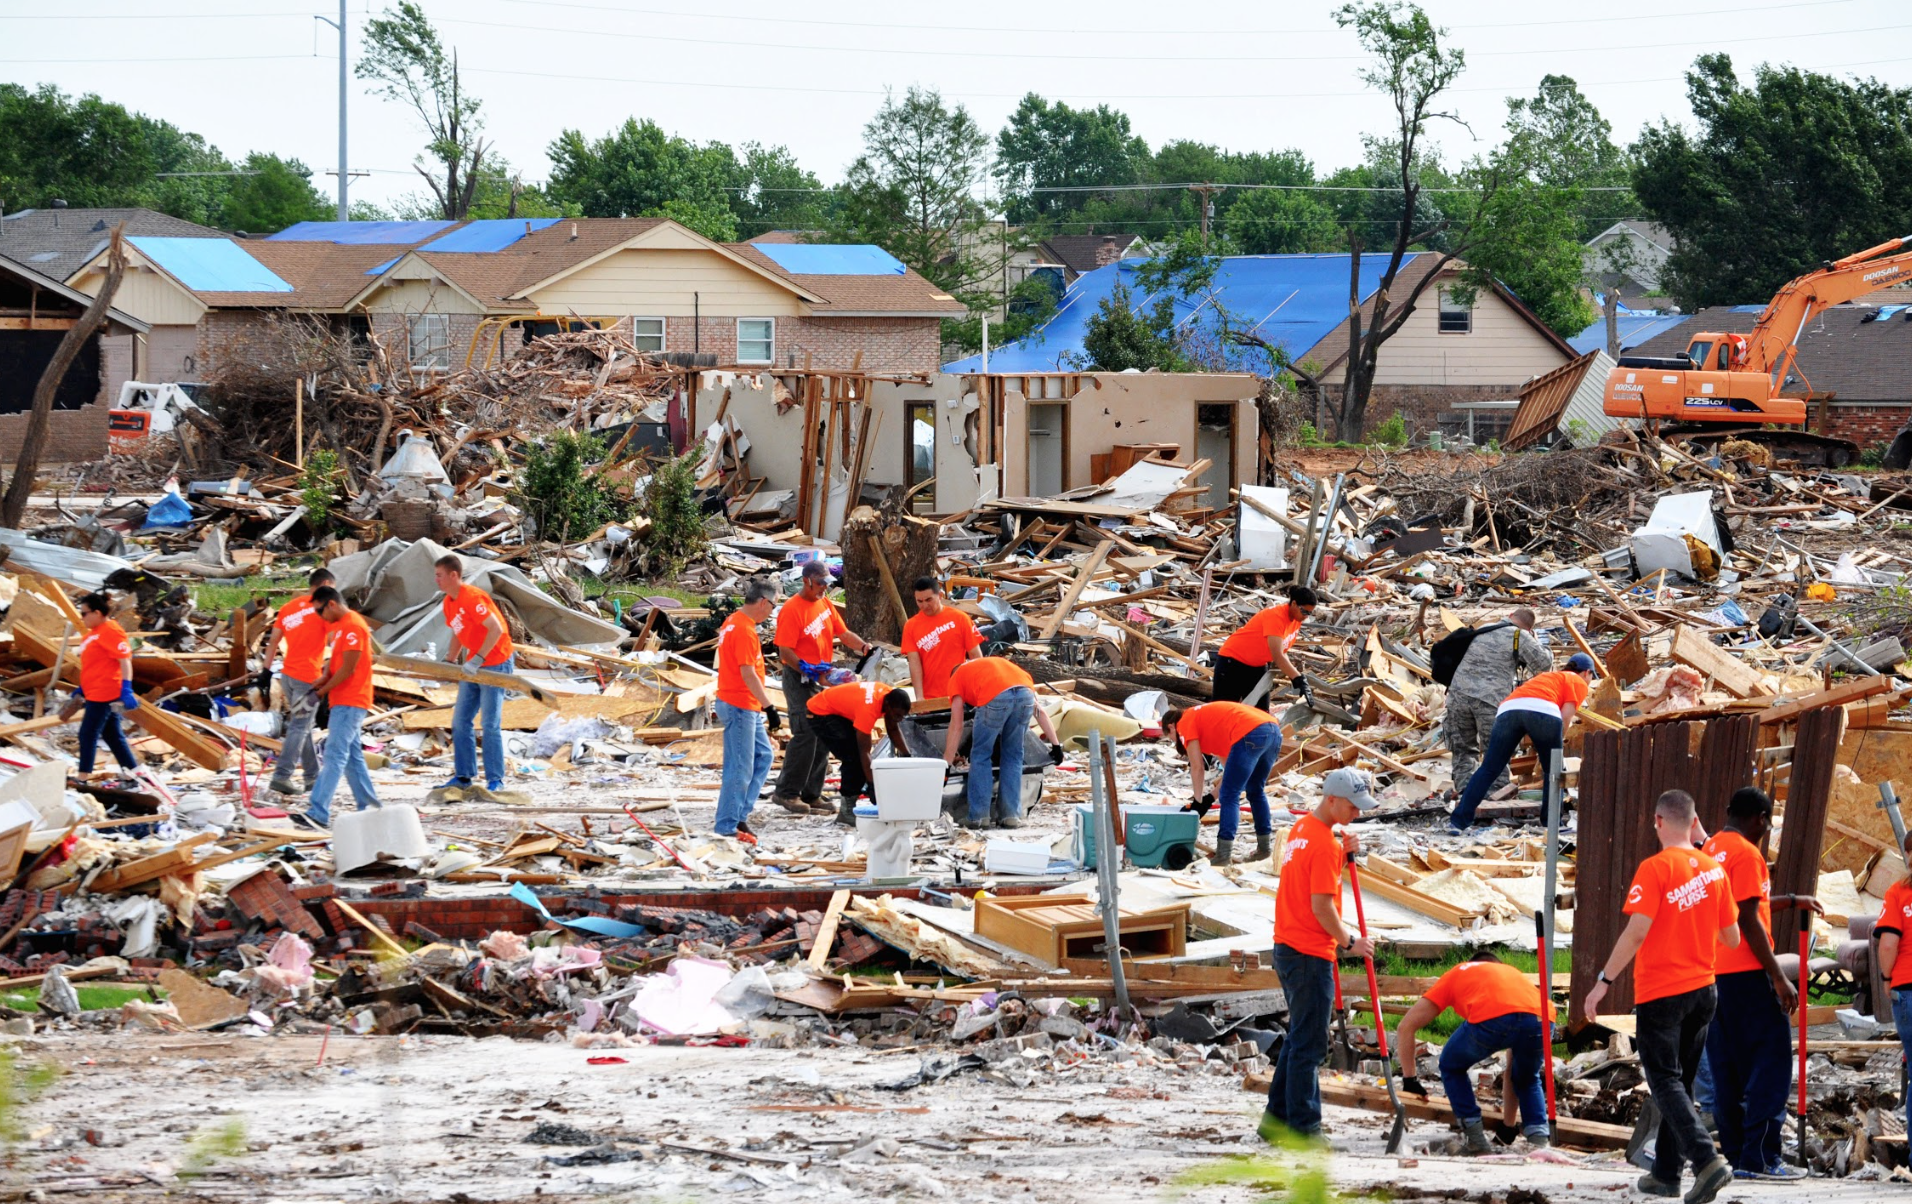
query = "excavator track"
xmin=1662 ymin=425 xmax=1860 ymax=469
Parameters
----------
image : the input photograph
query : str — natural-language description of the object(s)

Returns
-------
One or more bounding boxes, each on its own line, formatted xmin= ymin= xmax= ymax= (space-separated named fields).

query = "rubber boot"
xmin=1253 ymin=832 xmax=1273 ymax=862
xmin=1524 ymin=1128 xmax=1551 ymax=1150
xmin=1213 ymin=838 xmax=1234 ymax=866
xmin=834 ymin=797 xmax=858 ymax=827
xmin=1461 ymin=1118 xmax=1492 ymax=1156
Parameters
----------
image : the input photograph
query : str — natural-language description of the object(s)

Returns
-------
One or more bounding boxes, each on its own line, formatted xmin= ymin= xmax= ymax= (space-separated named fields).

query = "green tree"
xmin=1632 ymin=54 xmax=1912 ymax=310
xmin=545 ymin=118 xmax=740 ymax=240
xmin=730 ymin=142 xmax=828 ymax=236
xmin=357 ymin=1 xmax=490 ymax=220
xmin=1223 ymin=188 xmax=1343 ymax=254
xmin=1503 ymin=74 xmax=1633 ymax=236
xmin=942 ymin=275 xmax=1060 ymax=356
xmin=993 ymin=94 xmax=1148 ymax=225
xmin=0 ymin=83 xmax=155 ymax=211
xmin=219 ymin=153 xmax=332 ymax=234
xmin=1074 ymin=279 xmax=1186 ymax=372
xmin=832 ymin=86 xmax=993 ymax=294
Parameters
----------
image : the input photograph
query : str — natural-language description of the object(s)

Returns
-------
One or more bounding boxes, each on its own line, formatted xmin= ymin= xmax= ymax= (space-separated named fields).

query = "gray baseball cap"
xmin=1322 ymin=767 xmax=1380 ymax=811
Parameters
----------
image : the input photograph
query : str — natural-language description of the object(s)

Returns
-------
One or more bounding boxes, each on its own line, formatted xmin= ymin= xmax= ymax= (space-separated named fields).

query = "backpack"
xmin=1429 ymin=622 xmax=1513 ymax=687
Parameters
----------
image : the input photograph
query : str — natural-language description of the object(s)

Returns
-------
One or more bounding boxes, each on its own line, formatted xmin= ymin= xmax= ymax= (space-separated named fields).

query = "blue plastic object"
xmin=418 ymin=218 xmax=561 ymax=253
xmin=750 ymin=242 xmax=907 ymax=276
xmin=944 ymin=253 xmax=1416 ymax=373
xmin=141 ymin=491 xmax=194 ymax=529
xmin=1567 ymin=311 xmax=1692 ymax=355
xmin=267 ymin=220 xmax=457 ymax=244
xmin=128 ymin=237 xmax=291 ymax=293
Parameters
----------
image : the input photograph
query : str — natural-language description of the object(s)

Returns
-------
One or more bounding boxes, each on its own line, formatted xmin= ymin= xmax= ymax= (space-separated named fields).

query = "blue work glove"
xmin=799 ymin=659 xmax=833 ymax=684
xmin=119 ymin=682 xmax=141 ymax=710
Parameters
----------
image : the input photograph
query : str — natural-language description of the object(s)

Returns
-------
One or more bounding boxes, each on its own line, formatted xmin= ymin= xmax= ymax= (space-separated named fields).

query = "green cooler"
xmin=1072 ymin=803 xmax=1200 ymax=870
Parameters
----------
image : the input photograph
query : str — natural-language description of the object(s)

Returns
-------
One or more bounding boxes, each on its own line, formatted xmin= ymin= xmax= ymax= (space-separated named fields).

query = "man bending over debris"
xmin=903 ymin=576 xmax=982 ymax=701
xmin=262 ymin=567 xmax=333 ymax=796
xmin=1583 ymin=788 xmax=1739 ymax=1204
xmin=1163 ymin=700 xmax=1281 ymax=865
xmin=1262 ymin=767 xmax=1379 ymax=1143
xmin=434 ymin=554 xmax=515 ymax=802
xmin=942 ymin=656 xmax=1062 ymax=830
xmin=1448 ymin=654 xmax=1597 ymax=832
xmin=714 ymin=579 xmax=779 ymax=842
xmin=1442 ymin=607 xmax=1551 ymax=804
xmin=302 ymin=587 xmax=382 ymax=831
xmin=1395 ymin=952 xmax=1550 ymax=1155
xmin=1214 ymin=586 xmax=1316 ymax=705
xmin=771 ymin=561 xmax=871 ymax=816
xmin=806 ymin=679 xmax=913 ymax=826
xmin=74 ymin=591 xmax=140 ymax=776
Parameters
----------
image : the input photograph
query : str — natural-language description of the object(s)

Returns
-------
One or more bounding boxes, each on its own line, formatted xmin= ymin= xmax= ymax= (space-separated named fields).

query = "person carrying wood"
xmin=262 ymin=566 xmax=333 ymax=797
xmin=1702 ymin=787 xmax=1821 ymax=1180
xmin=1261 ymin=766 xmax=1379 ymax=1144
xmin=941 ymin=656 xmax=1063 ymax=830
xmin=1447 ymin=654 xmax=1597 ymax=833
xmin=1394 ymin=952 xmax=1551 ymax=1155
xmin=433 ymin=554 xmax=515 ymax=802
xmin=771 ymin=561 xmax=872 ymax=816
xmin=1582 ymin=788 xmax=1740 ymax=1204
xmin=1873 ymin=828 xmax=1912 ymax=1141
xmin=1440 ymin=607 xmax=1551 ymax=804
xmin=806 ymin=678 xmax=913 ymax=826
xmin=714 ymin=579 xmax=780 ymax=843
xmin=902 ymin=576 xmax=982 ymax=701
xmin=73 ymin=590 xmax=140 ymax=776
xmin=300 ymin=587 xmax=382 ymax=831
xmin=1213 ymin=586 xmax=1316 ymax=705
xmin=1162 ymin=701 xmax=1281 ymax=865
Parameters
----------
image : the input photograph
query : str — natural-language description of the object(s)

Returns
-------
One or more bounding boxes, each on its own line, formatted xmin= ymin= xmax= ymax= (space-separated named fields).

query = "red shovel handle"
xmin=1347 ymin=861 xmax=1389 ymax=1059
xmin=1798 ymin=927 xmax=1810 ymax=1122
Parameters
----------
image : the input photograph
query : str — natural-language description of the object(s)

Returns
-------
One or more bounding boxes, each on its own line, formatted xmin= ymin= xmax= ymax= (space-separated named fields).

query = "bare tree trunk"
xmin=1604 ymin=287 xmax=1620 ymax=359
xmin=1337 ymin=232 xmax=1367 ymax=442
xmin=1 ymin=227 xmax=126 ymax=528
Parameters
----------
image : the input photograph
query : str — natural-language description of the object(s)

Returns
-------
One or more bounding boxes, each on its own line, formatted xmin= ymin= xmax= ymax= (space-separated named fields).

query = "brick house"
xmin=0 ymin=255 xmax=148 ymax=459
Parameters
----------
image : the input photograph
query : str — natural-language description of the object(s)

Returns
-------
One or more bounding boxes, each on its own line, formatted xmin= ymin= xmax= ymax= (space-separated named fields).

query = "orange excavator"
xmin=1602 ymin=234 xmax=1912 ymax=466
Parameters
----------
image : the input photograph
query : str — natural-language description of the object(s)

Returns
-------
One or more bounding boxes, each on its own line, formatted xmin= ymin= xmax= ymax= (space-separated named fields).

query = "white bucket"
xmin=870 ymin=756 xmax=946 ymax=820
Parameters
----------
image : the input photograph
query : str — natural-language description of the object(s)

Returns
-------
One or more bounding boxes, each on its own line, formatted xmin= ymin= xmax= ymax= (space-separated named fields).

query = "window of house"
xmin=737 ymin=318 xmax=774 ymax=364
xmin=408 ymin=313 xmax=452 ymax=369
xmin=1437 ymin=290 xmax=1472 ymax=334
xmin=631 ymin=317 xmax=665 ymax=353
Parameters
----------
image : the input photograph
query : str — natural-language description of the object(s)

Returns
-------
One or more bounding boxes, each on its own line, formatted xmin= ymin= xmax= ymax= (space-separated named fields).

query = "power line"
xmin=1029 ymin=182 xmax=1635 ymax=194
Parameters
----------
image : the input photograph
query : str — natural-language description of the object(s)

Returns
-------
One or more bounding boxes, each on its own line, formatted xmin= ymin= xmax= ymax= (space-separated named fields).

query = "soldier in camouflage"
xmin=1443 ymin=608 xmax=1552 ymax=797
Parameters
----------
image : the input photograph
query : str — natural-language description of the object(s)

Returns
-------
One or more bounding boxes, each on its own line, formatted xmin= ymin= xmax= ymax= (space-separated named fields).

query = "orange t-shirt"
xmin=274 ymin=594 xmax=328 ymax=683
xmin=902 ymin=607 xmax=982 ymax=699
xmin=1219 ymin=604 xmax=1304 ymax=667
xmin=1876 ymin=880 xmax=1912 ymax=990
xmin=78 ymin=618 xmax=132 ymax=703
xmin=1177 ymin=701 xmax=1275 ymax=762
xmin=1498 ymin=670 xmax=1590 ymax=718
xmin=775 ymin=594 xmax=848 ymax=666
xmin=1423 ymin=960 xmax=1544 ymax=1024
xmin=947 ymin=657 xmax=1033 ymax=709
xmin=442 ymin=583 xmax=514 ymax=667
xmin=1702 ymin=828 xmax=1772 ymax=976
xmin=324 ymin=610 xmax=376 ymax=710
xmin=1624 ymin=845 xmax=1738 ymax=1004
xmin=1274 ymin=814 xmax=1345 ymax=959
xmin=715 ymin=611 xmax=765 ymax=712
xmin=807 ymin=681 xmax=895 ymax=735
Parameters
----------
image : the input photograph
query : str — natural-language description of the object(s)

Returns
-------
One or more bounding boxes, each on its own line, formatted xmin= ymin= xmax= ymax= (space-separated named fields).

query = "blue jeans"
xmin=1268 ymin=943 xmax=1335 ymax=1134
xmin=1452 ymin=709 xmax=1562 ymax=828
xmin=1703 ymin=969 xmax=1791 ymax=1171
xmin=78 ymin=700 xmax=136 ymax=773
xmin=716 ymin=700 xmax=773 ymax=835
xmin=308 ymin=704 xmax=381 ymax=825
xmin=270 ymin=674 xmax=322 ymax=788
xmin=1439 ymin=1011 xmax=1550 ymax=1136
xmin=451 ymin=654 xmax=513 ymax=788
xmin=1894 ymin=989 xmax=1912 ymax=1136
xmin=1215 ymin=723 xmax=1281 ymax=840
xmin=966 ymin=685 xmax=1035 ymax=823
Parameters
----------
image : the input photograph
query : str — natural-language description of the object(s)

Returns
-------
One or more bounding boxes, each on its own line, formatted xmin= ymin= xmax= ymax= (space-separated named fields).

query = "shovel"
xmin=1536 ymin=910 xmax=1557 ymax=1139
xmin=1329 ymin=965 xmax=1358 ymax=1070
xmin=1348 ymin=860 xmax=1408 ymax=1153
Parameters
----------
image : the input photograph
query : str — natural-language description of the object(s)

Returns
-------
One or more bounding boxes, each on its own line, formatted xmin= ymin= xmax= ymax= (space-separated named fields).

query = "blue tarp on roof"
xmin=1567 ymin=312 xmax=1691 ymax=355
xmin=749 ymin=243 xmax=907 ymax=276
xmin=944 ymin=253 xmax=1412 ymax=373
xmin=418 ymin=218 xmax=561 ymax=253
xmin=267 ymin=220 xmax=457 ymax=244
xmin=128 ymin=236 xmax=291 ymax=293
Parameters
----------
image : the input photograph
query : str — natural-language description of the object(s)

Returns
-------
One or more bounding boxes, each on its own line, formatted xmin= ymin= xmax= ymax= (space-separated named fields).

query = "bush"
xmin=636 ymin=449 xmax=710 ymax=576
xmin=299 ymin=449 xmax=341 ymax=534
xmin=518 ymin=432 xmax=625 ymax=543
xmin=1368 ymin=410 xmax=1408 ymax=449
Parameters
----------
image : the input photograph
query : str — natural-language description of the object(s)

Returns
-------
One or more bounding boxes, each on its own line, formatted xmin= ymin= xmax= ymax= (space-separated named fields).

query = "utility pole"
xmin=315 ymin=0 xmax=348 ymax=220
xmin=1188 ymin=183 xmax=1221 ymax=250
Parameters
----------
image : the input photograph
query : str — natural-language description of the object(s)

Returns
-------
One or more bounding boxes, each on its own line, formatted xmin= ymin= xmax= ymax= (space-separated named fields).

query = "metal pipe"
xmin=1089 ymin=730 xmax=1129 ymax=1012
xmin=1308 ymin=472 xmax=1346 ymax=585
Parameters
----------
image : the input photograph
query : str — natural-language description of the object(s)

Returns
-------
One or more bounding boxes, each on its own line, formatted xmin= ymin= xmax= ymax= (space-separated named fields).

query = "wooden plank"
xmin=1760 ymin=677 xmax=1892 ymax=726
xmin=127 ymin=701 xmax=230 ymax=771
xmin=1341 ymin=868 xmax=1477 ymax=928
xmin=333 ymin=898 xmax=409 ymax=958
xmin=1038 ymin=540 xmax=1113 ymax=641
xmin=0 ymin=714 xmax=71 ymax=740
xmin=372 ymin=653 xmax=560 ymax=706
xmin=402 ymin=691 xmax=669 ymax=731
xmin=1301 ymin=1079 xmax=1629 ymax=1151
xmin=1670 ymin=625 xmax=1767 ymax=699
xmin=90 ymin=832 xmax=217 ymax=892
xmin=808 ymin=888 xmax=851 ymax=971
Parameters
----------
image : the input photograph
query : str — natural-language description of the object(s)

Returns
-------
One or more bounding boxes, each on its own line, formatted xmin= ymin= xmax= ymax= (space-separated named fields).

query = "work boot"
xmin=1634 ymin=1173 xmax=1678 ymax=1198
xmin=1213 ymin=839 xmax=1234 ymax=865
xmin=834 ymin=797 xmax=858 ymax=827
xmin=1253 ymin=832 xmax=1273 ymax=862
xmin=773 ymin=795 xmax=815 ymax=815
xmin=268 ymin=778 xmax=299 ymax=797
xmin=1684 ymin=1156 xmax=1732 ymax=1204
xmin=1460 ymin=1118 xmax=1492 ymax=1156
xmin=996 ymin=815 xmax=1023 ymax=830
xmin=1524 ymin=1127 xmax=1551 ymax=1150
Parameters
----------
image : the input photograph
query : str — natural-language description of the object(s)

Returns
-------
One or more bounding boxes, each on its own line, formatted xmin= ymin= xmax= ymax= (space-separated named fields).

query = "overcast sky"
xmin=4 ymin=0 xmax=1908 ymax=216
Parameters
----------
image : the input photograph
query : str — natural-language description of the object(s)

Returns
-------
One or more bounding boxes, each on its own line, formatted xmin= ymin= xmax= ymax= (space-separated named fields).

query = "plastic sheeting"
xmin=267 ymin=220 xmax=457 ymax=244
xmin=750 ymin=242 xmax=906 ymax=276
xmin=944 ymin=252 xmax=1416 ymax=373
xmin=0 ymin=529 xmax=138 ymax=590
xmin=1567 ymin=312 xmax=1691 ymax=355
xmin=418 ymin=218 xmax=561 ymax=253
xmin=128 ymin=237 xmax=291 ymax=293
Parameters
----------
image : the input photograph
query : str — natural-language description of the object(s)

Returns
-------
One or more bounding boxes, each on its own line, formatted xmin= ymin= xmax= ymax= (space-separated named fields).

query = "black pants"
xmin=1212 ymin=654 xmax=1265 ymax=703
xmin=1637 ymin=984 xmax=1722 ymax=1183
xmin=809 ymin=714 xmax=869 ymax=803
xmin=78 ymin=700 xmax=137 ymax=773
xmin=772 ymin=666 xmax=829 ymax=801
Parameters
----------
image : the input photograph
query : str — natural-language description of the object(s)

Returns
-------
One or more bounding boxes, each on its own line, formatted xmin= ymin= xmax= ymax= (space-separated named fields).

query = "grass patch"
xmin=192 ymin=572 xmax=312 ymax=614
xmin=1 ymin=984 xmax=161 ymax=1012
xmin=1343 ymin=944 xmax=1572 ymax=1042
xmin=572 ymin=575 xmax=710 ymax=610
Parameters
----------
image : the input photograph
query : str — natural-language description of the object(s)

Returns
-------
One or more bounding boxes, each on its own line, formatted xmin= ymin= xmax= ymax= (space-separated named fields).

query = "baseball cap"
xmin=1566 ymin=652 xmax=1597 ymax=674
xmin=1322 ymin=767 xmax=1380 ymax=811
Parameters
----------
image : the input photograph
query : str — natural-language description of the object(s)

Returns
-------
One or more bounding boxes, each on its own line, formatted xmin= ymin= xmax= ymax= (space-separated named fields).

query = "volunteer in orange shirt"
xmin=1163 ymin=700 xmax=1282 ymax=865
xmin=806 ymin=678 xmax=913 ymax=826
xmin=74 ymin=591 xmax=140 ymax=775
xmin=714 ymin=579 xmax=779 ymax=840
xmin=1213 ymin=586 xmax=1317 ymax=704
xmin=263 ymin=567 xmax=333 ymax=796
xmin=434 ymin=554 xmax=516 ymax=799
xmin=1395 ymin=954 xmax=1550 ymax=1155
xmin=301 ymin=587 xmax=382 ymax=831
xmin=941 ymin=656 xmax=1062 ymax=830
xmin=1873 ymin=828 xmax=1912 ymax=1140
xmin=1262 ymin=767 xmax=1379 ymax=1143
xmin=1450 ymin=654 xmax=1598 ymax=832
xmin=771 ymin=561 xmax=872 ymax=815
xmin=1583 ymin=789 xmax=1741 ymax=1204
xmin=1702 ymin=787 xmax=1822 ymax=1178
xmin=902 ymin=576 xmax=982 ymax=700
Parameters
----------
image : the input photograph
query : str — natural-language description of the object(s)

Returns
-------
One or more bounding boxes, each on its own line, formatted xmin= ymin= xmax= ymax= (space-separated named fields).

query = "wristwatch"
xmin=1596 ymin=970 xmax=1612 ymax=985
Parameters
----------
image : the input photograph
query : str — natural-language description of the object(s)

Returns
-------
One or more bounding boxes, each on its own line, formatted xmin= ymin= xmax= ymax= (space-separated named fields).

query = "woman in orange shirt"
xmin=1213 ymin=586 xmax=1316 ymax=704
xmin=74 ymin=591 xmax=140 ymax=775
xmin=1449 ymin=654 xmax=1597 ymax=832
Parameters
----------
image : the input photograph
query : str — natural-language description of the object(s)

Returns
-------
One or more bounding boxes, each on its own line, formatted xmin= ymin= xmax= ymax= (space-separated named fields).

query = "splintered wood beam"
xmin=1038 ymin=540 xmax=1113 ymax=641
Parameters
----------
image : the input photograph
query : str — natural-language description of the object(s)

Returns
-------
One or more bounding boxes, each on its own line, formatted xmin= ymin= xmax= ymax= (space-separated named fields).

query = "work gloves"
xmin=763 ymin=704 xmax=782 ymax=733
xmin=1293 ymin=676 xmax=1317 ymax=708
xmin=1191 ymin=792 xmax=1216 ymax=818
xmin=1400 ymin=1075 xmax=1427 ymax=1097
xmin=119 ymin=682 xmax=141 ymax=711
xmin=1047 ymin=742 xmax=1066 ymax=766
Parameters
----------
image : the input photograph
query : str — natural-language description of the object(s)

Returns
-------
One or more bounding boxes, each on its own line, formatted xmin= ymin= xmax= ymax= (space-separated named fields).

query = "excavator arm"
xmin=1740 ymin=235 xmax=1912 ymax=383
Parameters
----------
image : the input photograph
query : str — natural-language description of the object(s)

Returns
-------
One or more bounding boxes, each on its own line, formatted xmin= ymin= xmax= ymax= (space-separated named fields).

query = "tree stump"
xmin=841 ymin=504 xmax=939 ymax=646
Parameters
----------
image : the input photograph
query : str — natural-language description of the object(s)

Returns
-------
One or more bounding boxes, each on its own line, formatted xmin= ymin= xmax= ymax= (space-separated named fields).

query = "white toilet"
xmin=860 ymin=757 xmax=945 ymax=879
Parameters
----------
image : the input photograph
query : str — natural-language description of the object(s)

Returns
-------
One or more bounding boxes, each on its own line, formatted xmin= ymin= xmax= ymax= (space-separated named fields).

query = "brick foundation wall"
xmin=657 ymin=315 xmax=942 ymax=374
xmin=0 ymin=402 xmax=109 ymax=461
xmin=1824 ymin=403 xmax=1912 ymax=450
